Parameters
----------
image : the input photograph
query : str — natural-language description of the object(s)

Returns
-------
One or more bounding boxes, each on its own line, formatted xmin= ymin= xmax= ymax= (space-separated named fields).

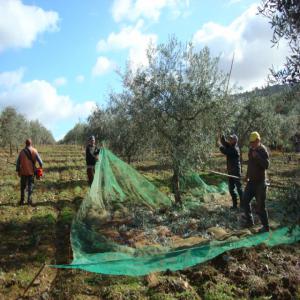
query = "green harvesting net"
xmin=54 ymin=149 xmax=300 ymax=275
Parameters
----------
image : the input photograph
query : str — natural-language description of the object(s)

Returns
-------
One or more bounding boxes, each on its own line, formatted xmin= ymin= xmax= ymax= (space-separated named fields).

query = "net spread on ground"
xmin=54 ymin=149 xmax=300 ymax=275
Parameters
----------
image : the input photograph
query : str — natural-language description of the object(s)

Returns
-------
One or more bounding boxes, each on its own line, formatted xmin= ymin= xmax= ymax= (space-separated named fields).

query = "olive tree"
xmin=108 ymin=91 xmax=149 ymax=164
xmin=85 ymin=106 xmax=110 ymax=144
xmin=62 ymin=122 xmax=88 ymax=145
xmin=0 ymin=107 xmax=24 ymax=155
xmin=0 ymin=107 xmax=55 ymax=155
xmin=259 ymin=0 xmax=300 ymax=84
xmin=233 ymin=84 xmax=300 ymax=151
xmin=120 ymin=38 xmax=231 ymax=203
xmin=29 ymin=120 xmax=55 ymax=144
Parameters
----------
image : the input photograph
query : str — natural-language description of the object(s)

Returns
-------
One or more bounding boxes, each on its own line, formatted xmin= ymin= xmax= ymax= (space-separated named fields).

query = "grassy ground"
xmin=0 ymin=145 xmax=299 ymax=300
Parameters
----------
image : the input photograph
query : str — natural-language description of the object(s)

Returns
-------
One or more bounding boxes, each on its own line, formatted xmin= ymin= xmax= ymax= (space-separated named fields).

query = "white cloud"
xmin=76 ymin=75 xmax=85 ymax=83
xmin=92 ymin=56 xmax=115 ymax=77
xmin=53 ymin=76 xmax=67 ymax=87
xmin=111 ymin=0 xmax=189 ymax=22
xmin=0 ymin=68 xmax=24 ymax=88
xmin=97 ymin=21 xmax=157 ymax=69
xmin=0 ymin=69 xmax=96 ymax=138
xmin=0 ymin=0 xmax=59 ymax=52
xmin=193 ymin=4 xmax=289 ymax=90
xmin=228 ymin=0 xmax=242 ymax=5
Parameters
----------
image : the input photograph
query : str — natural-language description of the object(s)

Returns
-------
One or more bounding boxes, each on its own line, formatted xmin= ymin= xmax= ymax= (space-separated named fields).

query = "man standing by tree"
xmin=16 ymin=139 xmax=43 ymax=206
xmin=242 ymin=131 xmax=270 ymax=232
xmin=219 ymin=134 xmax=243 ymax=210
xmin=85 ymin=135 xmax=100 ymax=186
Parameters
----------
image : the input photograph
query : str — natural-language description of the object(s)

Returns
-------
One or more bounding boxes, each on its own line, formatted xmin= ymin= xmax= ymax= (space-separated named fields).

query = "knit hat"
xmin=229 ymin=134 xmax=238 ymax=142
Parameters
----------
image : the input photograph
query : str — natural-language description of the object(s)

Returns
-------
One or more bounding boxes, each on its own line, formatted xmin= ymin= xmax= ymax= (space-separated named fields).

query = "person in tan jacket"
xmin=16 ymin=139 xmax=43 ymax=206
xmin=242 ymin=132 xmax=270 ymax=232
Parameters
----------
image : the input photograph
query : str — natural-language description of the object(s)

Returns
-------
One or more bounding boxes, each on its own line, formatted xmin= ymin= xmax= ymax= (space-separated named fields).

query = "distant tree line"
xmin=0 ymin=106 xmax=55 ymax=155
xmin=62 ymin=37 xmax=299 ymax=203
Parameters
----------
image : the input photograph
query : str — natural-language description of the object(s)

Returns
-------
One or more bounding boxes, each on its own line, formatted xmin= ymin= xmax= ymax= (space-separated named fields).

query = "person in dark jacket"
xmin=86 ymin=135 xmax=100 ymax=186
xmin=16 ymin=139 xmax=43 ymax=206
xmin=242 ymin=131 xmax=270 ymax=232
xmin=219 ymin=134 xmax=243 ymax=209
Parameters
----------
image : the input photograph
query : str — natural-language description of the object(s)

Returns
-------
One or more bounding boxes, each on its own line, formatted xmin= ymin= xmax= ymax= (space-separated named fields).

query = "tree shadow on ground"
xmin=43 ymin=157 xmax=83 ymax=163
xmin=32 ymin=197 xmax=83 ymax=211
xmin=0 ymin=202 xmax=18 ymax=207
xmin=44 ymin=165 xmax=84 ymax=173
xmin=41 ymin=179 xmax=88 ymax=191
xmin=0 ymin=198 xmax=82 ymax=273
xmin=135 ymin=163 xmax=172 ymax=172
xmin=276 ymin=168 xmax=300 ymax=178
xmin=48 ymin=198 xmax=81 ymax=299
xmin=0 ymin=196 xmax=83 ymax=299
xmin=0 ymin=216 xmax=56 ymax=273
xmin=0 ymin=182 xmax=17 ymax=189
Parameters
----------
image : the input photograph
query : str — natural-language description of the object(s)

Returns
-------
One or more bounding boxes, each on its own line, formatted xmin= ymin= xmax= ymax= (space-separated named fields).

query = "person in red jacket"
xmin=16 ymin=139 xmax=43 ymax=206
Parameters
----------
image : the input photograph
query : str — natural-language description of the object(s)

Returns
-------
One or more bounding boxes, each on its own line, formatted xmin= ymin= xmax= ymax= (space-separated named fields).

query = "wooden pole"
xmin=22 ymin=263 xmax=46 ymax=297
xmin=206 ymin=170 xmax=241 ymax=179
xmin=225 ymin=52 xmax=235 ymax=94
xmin=204 ymin=170 xmax=290 ymax=189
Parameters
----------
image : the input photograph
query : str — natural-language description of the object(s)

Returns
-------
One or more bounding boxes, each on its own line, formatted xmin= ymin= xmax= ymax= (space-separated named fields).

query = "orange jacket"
xmin=16 ymin=147 xmax=42 ymax=176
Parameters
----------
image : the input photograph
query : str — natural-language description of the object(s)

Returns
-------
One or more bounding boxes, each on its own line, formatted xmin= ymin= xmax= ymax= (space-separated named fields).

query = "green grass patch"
xmin=15 ymin=269 xmax=33 ymax=285
xmin=101 ymin=282 xmax=147 ymax=300
xmin=31 ymin=212 xmax=56 ymax=226
xmin=202 ymin=281 xmax=242 ymax=300
xmin=60 ymin=206 xmax=75 ymax=224
xmin=143 ymin=172 xmax=172 ymax=194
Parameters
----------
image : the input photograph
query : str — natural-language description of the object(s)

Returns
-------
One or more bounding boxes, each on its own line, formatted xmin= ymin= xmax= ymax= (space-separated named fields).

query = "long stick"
xmin=22 ymin=263 xmax=46 ymax=297
xmin=225 ymin=52 xmax=235 ymax=95
xmin=204 ymin=170 xmax=291 ymax=189
xmin=217 ymin=52 xmax=235 ymax=139
xmin=206 ymin=169 xmax=240 ymax=179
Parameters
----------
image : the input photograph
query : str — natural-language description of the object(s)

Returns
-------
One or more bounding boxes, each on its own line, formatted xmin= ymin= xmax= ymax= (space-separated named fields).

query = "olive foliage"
xmin=63 ymin=38 xmax=299 ymax=201
xmin=259 ymin=0 xmax=300 ymax=84
xmin=113 ymin=38 xmax=232 ymax=202
xmin=0 ymin=106 xmax=55 ymax=155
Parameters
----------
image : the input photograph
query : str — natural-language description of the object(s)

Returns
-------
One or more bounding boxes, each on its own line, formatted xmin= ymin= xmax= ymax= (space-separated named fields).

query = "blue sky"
xmin=0 ymin=0 xmax=289 ymax=140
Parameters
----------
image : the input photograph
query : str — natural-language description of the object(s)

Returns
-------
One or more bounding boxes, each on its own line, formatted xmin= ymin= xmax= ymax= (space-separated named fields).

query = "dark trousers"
xmin=228 ymin=177 xmax=243 ymax=207
xmin=242 ymin=181 xmax=269 ymax=228
xmin=87 ymin=167 xmax=95 ymax=186
xmin=20 ymin=175 xmax=34 ymax=204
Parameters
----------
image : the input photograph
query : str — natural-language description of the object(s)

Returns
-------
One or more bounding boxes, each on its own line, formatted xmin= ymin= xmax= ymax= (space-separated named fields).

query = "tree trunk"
xmin=172 ymin=168 xmax=181 ymax=205
xmin=9 ymin=142 xmax=12 ymax=157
